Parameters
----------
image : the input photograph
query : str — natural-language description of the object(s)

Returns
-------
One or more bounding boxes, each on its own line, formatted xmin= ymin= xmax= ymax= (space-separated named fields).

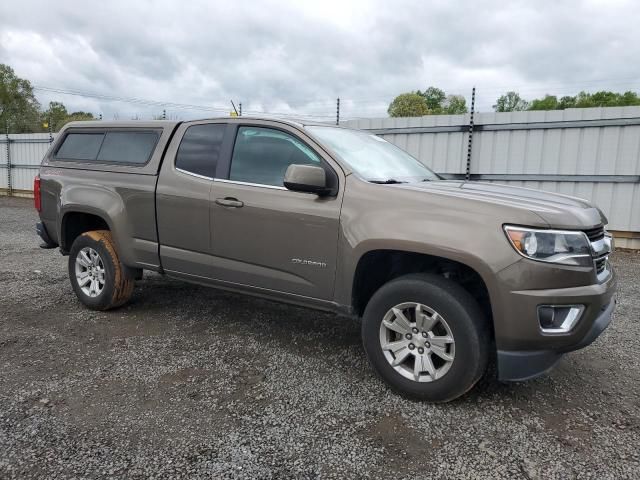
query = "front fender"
xmin=338 ymin=236 xmax=515 ymax=322
xmin=334 ymin=176 xmax=530 ymax=324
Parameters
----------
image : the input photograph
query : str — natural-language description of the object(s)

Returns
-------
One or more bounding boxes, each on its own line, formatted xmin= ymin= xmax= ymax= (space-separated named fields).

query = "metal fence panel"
xmin=0 ymin=133 xmax=54 ymax=195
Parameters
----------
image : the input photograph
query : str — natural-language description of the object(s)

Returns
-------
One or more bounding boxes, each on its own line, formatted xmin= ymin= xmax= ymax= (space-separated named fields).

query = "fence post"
xmin=465 ymin=87 xmax=476 ymax=181
xmin=5 ymin=127 xmax=12 ymax=196
xmin=336 ymin=97 xmax=340 ymax=125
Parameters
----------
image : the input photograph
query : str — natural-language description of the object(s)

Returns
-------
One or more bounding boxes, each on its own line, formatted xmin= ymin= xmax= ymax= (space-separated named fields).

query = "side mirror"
xmin=284 ymin=164 xmax=332 ymax=196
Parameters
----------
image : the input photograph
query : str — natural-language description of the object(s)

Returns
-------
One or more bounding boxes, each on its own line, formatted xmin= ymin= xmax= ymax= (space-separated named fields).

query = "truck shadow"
xmin=126 ymin=272 xmax=538 ymax=401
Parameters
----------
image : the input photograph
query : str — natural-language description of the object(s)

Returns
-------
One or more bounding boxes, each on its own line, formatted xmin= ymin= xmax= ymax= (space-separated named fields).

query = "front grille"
xmin=583 ymin=226 xmax=605 ymax=242
xmin=595 ymin=255 xmax=607 ymax=274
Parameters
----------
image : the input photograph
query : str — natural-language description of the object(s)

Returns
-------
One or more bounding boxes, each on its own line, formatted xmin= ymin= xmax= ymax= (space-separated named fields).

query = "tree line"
xmin=493 ymin=90 xmax=640 ymax=112
xmin=389 ymin=87 xmax=640 ymax=117
xmin=1 ymin=64 xmax=94 ymax=133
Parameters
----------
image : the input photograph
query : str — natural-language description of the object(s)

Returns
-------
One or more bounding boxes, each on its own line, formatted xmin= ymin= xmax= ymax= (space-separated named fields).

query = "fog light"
xmin=537 ymin=305 xmax=584 ymax=333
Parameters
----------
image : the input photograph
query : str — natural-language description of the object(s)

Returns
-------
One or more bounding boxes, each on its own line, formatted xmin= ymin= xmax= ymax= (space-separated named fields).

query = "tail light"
xmin=34 ymin=175 xmax=41 ymax=212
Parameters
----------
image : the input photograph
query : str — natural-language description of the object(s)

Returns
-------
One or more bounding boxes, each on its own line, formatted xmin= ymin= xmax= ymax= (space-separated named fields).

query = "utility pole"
xmin=336 ymin=97 xmax=340 ymax=125
xmin=465 ymin=87 xmax=476 ymax=181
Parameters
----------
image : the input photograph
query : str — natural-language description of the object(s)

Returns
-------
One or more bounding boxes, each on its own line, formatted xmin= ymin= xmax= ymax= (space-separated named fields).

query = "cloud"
xmin=1 ymin=0 xmax=638 ymax=118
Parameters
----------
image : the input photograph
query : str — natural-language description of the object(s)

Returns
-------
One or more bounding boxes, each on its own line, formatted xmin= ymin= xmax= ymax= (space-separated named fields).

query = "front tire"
xmin=362 ymin=273 xmax=490 ymax=402
xmin=68 ymin=230 xmax=135 ymax=310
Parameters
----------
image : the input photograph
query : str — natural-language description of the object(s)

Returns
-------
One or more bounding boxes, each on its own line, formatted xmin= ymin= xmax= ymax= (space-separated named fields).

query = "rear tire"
xmin=362 ymin=273 xmax=490 ymax=402
xmin=68 ymin=230 xmax=135 ymax=311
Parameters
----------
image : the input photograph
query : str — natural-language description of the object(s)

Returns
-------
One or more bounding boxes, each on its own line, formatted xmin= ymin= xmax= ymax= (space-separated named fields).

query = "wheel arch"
xmin=349 ymin=248 xmax=497 ymax=333
xmin=60 ymin=208 xmax=114 ymax=253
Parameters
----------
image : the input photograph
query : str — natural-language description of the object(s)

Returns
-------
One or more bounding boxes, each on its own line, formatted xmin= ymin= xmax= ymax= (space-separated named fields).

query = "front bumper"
xmin=494 ymin=263 xmax=617 ymax=382
xmin=497 ymin=298 xmax=615 ymax=381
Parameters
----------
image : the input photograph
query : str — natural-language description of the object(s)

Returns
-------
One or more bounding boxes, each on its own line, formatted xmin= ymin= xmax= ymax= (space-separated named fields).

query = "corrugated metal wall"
xmin=344 ymin=107 xmax=640 ymax=248
xmin=0 ymin=133 xmax=55 ymax=197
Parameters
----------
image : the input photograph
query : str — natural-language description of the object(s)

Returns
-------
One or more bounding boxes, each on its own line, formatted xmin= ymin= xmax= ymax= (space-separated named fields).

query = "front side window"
xmin=175 ymin=124 xmax=226 ymax=178
xmin=230 ymin=126 xmax=321 ymax=187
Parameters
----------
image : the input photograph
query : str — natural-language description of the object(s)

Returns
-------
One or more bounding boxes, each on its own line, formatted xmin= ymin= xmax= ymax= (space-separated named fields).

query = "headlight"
xmin=503 ymin=226 xmax=592 ymax=266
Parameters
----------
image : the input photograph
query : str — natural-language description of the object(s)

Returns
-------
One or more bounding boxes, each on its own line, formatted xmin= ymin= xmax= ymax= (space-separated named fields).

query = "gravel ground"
xmin=1 ymin=196 xmax=639 ymax=479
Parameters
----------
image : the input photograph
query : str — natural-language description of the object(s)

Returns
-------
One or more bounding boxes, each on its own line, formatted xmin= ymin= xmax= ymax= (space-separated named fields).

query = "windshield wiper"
xmin=369 ymin=179 xmax=407 ymax=184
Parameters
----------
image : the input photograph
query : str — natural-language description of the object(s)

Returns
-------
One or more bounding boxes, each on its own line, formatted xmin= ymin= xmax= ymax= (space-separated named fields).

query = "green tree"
xmin=387 ymin=92 xmax=430 ymax=117
xmin=418 ymin=87 xmax=446 ymax=113
xmin=389 ymin=87 xmax=468 ymax=116
xmin=0 ymin=64 xmax=41 ymax=132
xmin=576 ymin=90 xmax=640 ymax=108
xmin=66 ymin=111 xmax=95 ymax=123
xmin=41 ymin=101 xmax=94 ymax=131
xmin=443 ymin=94 xmax=468 ymax=114
xmin=557 ymin=95 xmax=576 ymax=109
xmin=496 ymin=89 xmax=640 ymax=112
xmin=528 ymin=95 xmax=559 ymax=111
xmin=493 ymin=91 xmax=529 ymax=112
xmin=527 ymin=90 xmax=640 ymax=111
xmin=619 ymin=91 xmax=640 ymax=106
xmin=41 ymin=101 xmax=69 ymax=131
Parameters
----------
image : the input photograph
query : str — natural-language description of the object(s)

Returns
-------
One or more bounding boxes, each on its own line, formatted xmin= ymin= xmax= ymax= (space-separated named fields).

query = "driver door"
xmin=210 ymin=123 xmax=343 ymax=300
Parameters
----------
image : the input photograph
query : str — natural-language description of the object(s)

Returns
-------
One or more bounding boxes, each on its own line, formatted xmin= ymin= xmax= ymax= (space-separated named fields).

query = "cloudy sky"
xmin=1 ymin=0 xmax=638 ymax=120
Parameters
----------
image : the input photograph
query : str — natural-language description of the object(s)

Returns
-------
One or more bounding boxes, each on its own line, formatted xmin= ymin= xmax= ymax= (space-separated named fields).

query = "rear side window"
xmin=54 ymin=130 xmax=159 ymax=164
xmin=175 ymin=124 xmax=226 ymax=178
xmin=97 ymin=132 xmax=159 ymax=164
xmin=55 ymin=133 xmax=104 ymax=160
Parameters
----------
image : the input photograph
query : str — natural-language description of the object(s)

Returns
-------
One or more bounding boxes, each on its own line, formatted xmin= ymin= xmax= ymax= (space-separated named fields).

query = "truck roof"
xmin=63 ymin=120 xmax=181 ymax=129
xmin=63 ymin=116 xmax=334 ymax=130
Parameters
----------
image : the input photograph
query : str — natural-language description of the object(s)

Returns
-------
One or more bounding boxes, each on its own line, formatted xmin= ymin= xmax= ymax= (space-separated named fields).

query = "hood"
xmin=395 ymin=180 xmax=606 ymax=229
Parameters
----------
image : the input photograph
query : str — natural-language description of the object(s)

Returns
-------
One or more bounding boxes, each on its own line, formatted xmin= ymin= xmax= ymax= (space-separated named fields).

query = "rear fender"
xmin=58 ymin=185 xmax=135 ymax=265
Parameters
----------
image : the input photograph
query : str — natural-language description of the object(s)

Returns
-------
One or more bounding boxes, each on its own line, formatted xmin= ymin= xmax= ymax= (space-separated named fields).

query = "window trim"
xmin=224 ymin=124 xmax=338 ymax=191
xmin=215 ymin=178 xmax=287 ymax=191
xmin=53 ymin=128 xmax=161 ymax=166
xmin=175 ymin=167 xmax=213 ymax=181
xmin=173 ymin=122 xmax=228 ymax=179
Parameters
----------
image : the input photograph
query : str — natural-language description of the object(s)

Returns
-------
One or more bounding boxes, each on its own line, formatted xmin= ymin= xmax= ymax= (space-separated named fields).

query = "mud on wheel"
xmin=68 ymin=230 xmax=135 ymax=310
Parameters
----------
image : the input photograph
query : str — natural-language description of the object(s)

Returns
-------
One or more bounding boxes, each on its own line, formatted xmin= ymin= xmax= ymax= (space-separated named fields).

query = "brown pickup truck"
xmin=35 ymin=117 xmax=616 ymax=402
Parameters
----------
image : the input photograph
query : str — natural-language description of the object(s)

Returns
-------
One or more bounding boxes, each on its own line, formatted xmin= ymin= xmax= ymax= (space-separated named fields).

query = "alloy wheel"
xmin=379 ymin=302 xmax=455 ymax=382
xmin=74 ymin=247 xmax=106 ymax=298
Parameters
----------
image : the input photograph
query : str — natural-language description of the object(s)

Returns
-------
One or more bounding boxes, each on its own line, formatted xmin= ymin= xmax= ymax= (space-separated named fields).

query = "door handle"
xmin=215 ymin=197 xmax=244 ymax=208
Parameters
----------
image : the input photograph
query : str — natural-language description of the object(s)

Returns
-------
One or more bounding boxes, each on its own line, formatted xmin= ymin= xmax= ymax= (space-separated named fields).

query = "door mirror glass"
xmin=284 ymin=164 xmax=331 ymax=195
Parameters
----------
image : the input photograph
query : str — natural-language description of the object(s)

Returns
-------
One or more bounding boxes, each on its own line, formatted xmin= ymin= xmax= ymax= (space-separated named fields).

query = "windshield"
xmin=306 ymin=126 xmax=440 ymax=183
